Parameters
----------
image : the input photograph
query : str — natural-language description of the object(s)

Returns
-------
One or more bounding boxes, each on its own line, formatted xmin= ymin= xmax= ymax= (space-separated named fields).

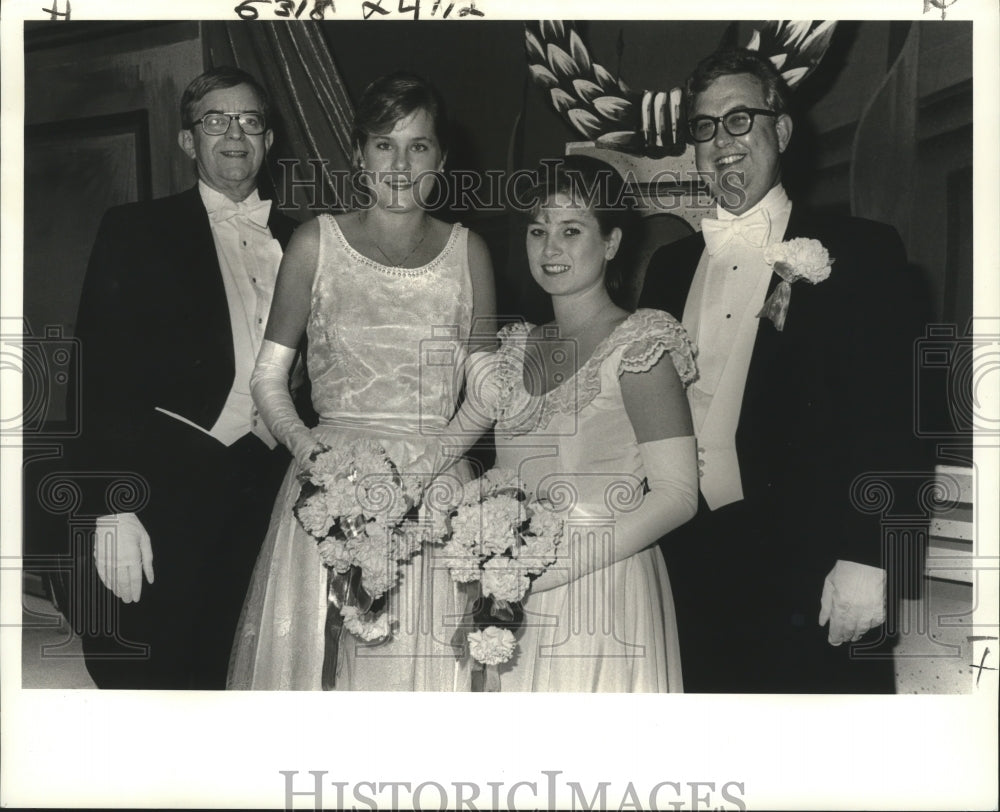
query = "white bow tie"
xmin=701 ymin=208 xmax=771 ymax=255
xmin=207 ymin=196 xmax=272 ymax=228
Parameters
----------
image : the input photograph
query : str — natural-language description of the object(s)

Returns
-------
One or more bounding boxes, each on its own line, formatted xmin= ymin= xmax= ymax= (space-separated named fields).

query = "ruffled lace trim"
xmin=618 ymin=309 xmax=698 ymax=384
xmin=494 ymin=309 xmax=697 ymax=436
xmin=322 ymin=214 xmax=462 ymax=278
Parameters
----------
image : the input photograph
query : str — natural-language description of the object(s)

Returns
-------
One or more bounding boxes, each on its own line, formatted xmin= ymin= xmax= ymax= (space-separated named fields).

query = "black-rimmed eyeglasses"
xmin=191 ymin=112 xmax=267 ymax=136
xmin=687 ymin=108 xmax=777 ymax=143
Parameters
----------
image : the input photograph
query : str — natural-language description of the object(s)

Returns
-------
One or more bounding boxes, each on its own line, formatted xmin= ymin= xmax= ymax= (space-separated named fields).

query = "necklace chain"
xmin=372 ymin=225 xmax=427 ymax=268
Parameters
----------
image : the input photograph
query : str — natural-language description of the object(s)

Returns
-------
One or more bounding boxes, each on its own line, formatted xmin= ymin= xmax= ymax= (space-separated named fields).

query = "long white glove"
xmin=251 ymin=339 xmax=321 ymax=467
xmin=532 ymin=435 xmax=698 ymax=593
xmin=462 ymin=349 xmax=504 ymax=425
xmin=93 ymin=512 xmax=154 ymax=603
xmin=417 ymin=350 xmax=500 ymax=482
xmin=818 ymin=559 xmax=886 ymax=645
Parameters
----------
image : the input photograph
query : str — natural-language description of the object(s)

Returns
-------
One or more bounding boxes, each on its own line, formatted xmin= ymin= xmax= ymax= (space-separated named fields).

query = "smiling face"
xmin=692 ymin=72 xmax=792 ymax=214
xmin=177 ymin=83 xmax=273 ymax=202
xmin=526 ymin=191 xmax=622 ymax=299
xmin=357 ymin=107 xmax=445 ymax=211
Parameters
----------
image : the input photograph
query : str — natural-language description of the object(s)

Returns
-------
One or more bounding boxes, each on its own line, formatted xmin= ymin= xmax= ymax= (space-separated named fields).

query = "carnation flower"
xmin=356 ymin=471 xmax=410 ymax=525
xmin=295 ymin=492 xmax=334 ymax=538
xmin=440 ymin=538 xmax=481 ymax=583
xmin=322 ymin=480 xmax=360 ymax=520
xmin=458 ymin=468 xmax=519 ymax=506
xmin=449 ymin=503 xmax=485 ymax=547
xmin=481 ymin=557 xmax=531 ymax=602
xmin=526 ymin=500 xmax=564 ymax=543
xmin=482 ymin=467 xmax=520 ymax=493
xmin=435 ymin=468 xmax=567 ymax=686
xmin=356 ymin=440 xmax=394 ymax=469
xmin=478 ymin=494 xmax=522 ymax=555
xmin=317 ymin=537 xmax=351 ymax=572
xmin=763 ymin=237 xmax=833 ymax=283
xmin=428 ymin=505 xmax=452 ymax=540
xmin=292 ymin=439 xmax=434 ymax=654
xmin=348 ymin=523 xmax=396 ymax=598
xmin=308 ymin=446 xmax=353 ymax=484
xmin=758 ymin=238 xmax=834 ymax=331
xmin=341 ymin=606 xmax=392 ymax=641
xmin=391 ymin=520 xmax=428 ymax=561
xmin=468 ymin=626 xmax=516 ymax=665
xmin=519 ymin=536 xmax=560 ymax=576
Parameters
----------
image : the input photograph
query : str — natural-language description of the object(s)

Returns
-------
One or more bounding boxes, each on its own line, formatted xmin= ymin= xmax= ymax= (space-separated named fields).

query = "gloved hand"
xmin=532 ymin=435 xmax=698 ymax=593
xmin=93 ymin=512 xmax=154 ymax=603
xmin=463 ymin=350 xmax=502 ymax=423
xmin=251 ymin=339 xmax=324 ymax=467
xmin=818 ymin=559 xmax=886 ymax=645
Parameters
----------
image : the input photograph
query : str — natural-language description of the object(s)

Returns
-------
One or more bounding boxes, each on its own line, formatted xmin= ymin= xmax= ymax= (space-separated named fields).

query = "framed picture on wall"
xmin=22 ymin=109 xmax=151 ymax=429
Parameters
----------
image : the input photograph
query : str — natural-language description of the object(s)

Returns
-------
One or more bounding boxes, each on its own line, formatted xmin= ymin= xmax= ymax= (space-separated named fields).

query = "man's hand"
xmin=93 ymin=513 xmax=154 ymax=603
xmin=818 ymin=559 xmax=886 ymax=645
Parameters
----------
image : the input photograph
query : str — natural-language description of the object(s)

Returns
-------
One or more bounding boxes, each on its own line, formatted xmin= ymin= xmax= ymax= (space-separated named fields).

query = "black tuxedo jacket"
xmin=69 ymin=186 xmax=300 ymax=687
xmin=72 ymin=185 xmax=297 ymax=514
xmin=639 ymin=207 xmax=924 ymax=691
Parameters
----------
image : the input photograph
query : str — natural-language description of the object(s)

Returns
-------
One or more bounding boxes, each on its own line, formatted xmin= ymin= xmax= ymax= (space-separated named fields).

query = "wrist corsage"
xmin=757 ymin=238 xmax=834 ymax=331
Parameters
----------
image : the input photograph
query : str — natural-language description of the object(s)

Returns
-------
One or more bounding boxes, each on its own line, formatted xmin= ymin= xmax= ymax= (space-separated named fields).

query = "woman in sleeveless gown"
xmin=228 ymin=73 xmax=495 ymax=690
xmin=449 ymin=156 xmax=699 ymax=691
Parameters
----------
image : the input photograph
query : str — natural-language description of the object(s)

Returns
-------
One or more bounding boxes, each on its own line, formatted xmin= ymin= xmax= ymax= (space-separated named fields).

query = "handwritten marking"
xmin=235 ymin=0 xmax=333 ymax=20
xmin=42 ymin=0 xmax=70 ymax=19
xmin=970 ymin=646 xmax=996 ymax=687
xmin=362 ymin=0 xmax=483 ymax=19
xmin=924 ymin=0 xmax=959 ymax=19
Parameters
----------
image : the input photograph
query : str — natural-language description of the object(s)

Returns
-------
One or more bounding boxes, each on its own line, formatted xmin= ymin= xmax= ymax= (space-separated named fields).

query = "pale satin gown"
xmin=492 ymin=309 xmax=696 ymax=692
xmin=229 ymin=215 xmax=473 ymax=691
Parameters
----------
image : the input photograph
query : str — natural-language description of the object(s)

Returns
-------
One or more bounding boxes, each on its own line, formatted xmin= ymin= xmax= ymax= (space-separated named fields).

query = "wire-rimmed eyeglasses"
xmin=687 ymin=108 xmax=777 ymax=143
xmin=191 ymin=112 xmax=267 ymax=136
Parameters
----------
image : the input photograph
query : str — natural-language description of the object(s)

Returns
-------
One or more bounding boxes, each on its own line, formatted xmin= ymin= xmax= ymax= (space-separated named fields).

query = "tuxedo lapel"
xmin=738 ymin=208 xmax=826 ymax=443
xmin=173 ymin=187 xmax=234 ymax=362
xmin=157 ymin=188 xmax=236 ymax=427
xmin=640 ymin=232 xmax=704 ymax=319
xmin=671 ymin=235 xmax=703 ymax=315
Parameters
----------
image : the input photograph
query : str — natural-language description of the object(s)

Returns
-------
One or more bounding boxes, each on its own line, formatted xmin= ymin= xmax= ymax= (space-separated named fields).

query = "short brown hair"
xmin=686 ymin=48 xmax=791 ymax=115
xmin=351 ymin=72 xmax=449 ymax=156
xmin=180 ymin=66 xmax=272 ymax=130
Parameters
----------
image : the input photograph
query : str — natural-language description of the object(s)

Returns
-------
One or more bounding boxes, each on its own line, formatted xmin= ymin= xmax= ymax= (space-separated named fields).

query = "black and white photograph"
xmin=1 ymin=0 xmax=997 ymax=808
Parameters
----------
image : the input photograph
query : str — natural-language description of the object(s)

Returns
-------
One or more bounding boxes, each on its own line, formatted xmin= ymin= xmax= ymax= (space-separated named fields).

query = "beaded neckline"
xmin=325 ymin=214 xmax=460 ymax=278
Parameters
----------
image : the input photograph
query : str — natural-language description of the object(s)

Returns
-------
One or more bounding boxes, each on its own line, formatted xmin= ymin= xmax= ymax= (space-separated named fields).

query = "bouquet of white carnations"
xmin=436 ymin=468 xmax=564 ymax=690
xmin=293 ymin=439 xmax=427 ymax=688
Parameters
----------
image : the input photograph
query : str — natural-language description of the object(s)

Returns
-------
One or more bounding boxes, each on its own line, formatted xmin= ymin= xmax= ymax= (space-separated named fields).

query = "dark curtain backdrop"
xmin=203 ymin=22 xmax=356 ymax=216
xmin=850 ymin=21 xmax=919 ymax=245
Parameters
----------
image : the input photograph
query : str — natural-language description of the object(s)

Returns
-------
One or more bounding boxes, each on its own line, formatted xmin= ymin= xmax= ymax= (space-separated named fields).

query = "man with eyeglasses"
xmin=640 ymin=48 xmax=923 ymax=692
xmin=72 ymin=66 xmax=298 ymax=689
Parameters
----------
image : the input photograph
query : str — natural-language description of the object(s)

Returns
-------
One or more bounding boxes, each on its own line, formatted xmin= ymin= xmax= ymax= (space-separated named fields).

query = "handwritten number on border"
xmin=235 ymin=0 xmax=265 ymax=20
xmin=235 ymin=0 xmax=333 ymax=19
xmin=234 ymin=0 xmax=479 ymax=20
xmin=43 ymin=0 xmax=71 ymax=19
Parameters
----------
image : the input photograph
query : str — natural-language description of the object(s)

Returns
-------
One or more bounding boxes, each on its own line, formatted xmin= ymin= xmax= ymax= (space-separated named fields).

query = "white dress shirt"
xmin=154 ymin=182 xmax=283 ymax=447
xmin=684 ymin=184 xmax=886 ymax=634
xmin=683 ymin=184 xmax=792 ymax=509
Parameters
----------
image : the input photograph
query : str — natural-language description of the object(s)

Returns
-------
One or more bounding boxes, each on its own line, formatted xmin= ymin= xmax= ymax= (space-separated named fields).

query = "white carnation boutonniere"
xmin=757 ymin=238 xmax=834 ymax=331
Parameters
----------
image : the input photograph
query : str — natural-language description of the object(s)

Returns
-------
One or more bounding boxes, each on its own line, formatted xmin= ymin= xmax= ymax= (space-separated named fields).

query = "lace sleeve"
xmin=617 ymin=308 xmax=699 ymax=387
xmin=493 ymin=321 xmax=530 ymax=417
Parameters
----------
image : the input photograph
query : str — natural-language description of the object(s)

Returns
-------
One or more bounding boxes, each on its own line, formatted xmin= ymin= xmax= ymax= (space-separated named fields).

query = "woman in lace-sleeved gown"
xmin=227 ymin=74 xmax=495 ymax=690
xmin=452 ymin=156 xmax=699 ymax=691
